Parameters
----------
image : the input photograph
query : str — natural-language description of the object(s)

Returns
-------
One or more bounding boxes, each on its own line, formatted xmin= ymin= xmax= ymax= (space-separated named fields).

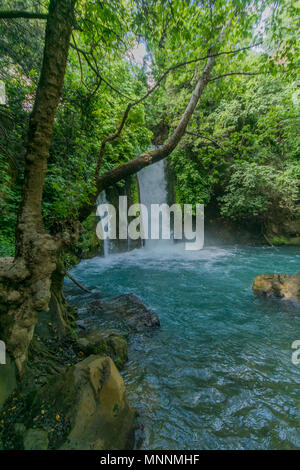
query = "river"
xmin=65 ymin=244 xmax=300 ymax=450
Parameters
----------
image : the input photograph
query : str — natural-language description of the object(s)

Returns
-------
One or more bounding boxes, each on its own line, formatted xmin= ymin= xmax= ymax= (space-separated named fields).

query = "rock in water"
xmin=31 ymin=355 xmax=136 ymax=450
xmin=87 ymin=294 xmax=160 ymax=331
xmin=253 ymin=272 xmax=300 ymax=301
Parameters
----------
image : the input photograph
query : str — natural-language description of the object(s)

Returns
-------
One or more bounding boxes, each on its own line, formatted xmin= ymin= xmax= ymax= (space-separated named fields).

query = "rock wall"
xmin=266 ymin=217 xmax=300 ymax=246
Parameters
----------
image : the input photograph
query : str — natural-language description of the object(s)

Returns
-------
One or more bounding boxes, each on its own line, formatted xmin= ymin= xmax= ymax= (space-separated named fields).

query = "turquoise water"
xmin=66 ymin=245 xmax=300 ymax=450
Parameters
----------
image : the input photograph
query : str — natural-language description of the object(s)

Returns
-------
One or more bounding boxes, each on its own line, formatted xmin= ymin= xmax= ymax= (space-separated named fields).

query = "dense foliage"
xmin=166 ymin=73 xmax=299 ymax=224
xmin=0 ymin=0 xmax=299 ymax=256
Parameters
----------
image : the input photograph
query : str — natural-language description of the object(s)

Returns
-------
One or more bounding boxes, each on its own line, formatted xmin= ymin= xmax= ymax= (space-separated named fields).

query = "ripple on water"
xmin=65 ymin=245 xmax=300 ymax=450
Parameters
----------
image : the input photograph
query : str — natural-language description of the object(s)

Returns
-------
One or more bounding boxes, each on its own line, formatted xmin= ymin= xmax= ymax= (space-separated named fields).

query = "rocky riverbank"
xmin=253 ymin=272 xmax=300 ymax=301
xmin=0 ymin=292 xmax=159 ymax=450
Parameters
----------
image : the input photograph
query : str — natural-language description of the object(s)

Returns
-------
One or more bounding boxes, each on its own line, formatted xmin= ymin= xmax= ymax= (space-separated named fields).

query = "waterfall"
xmin=97 ymin=160 xmax=173 ymax=256
xmin=137 ymin=160 xmax=173 ymax=250
xmin=96 ymin=190 xmax=113 ymax=257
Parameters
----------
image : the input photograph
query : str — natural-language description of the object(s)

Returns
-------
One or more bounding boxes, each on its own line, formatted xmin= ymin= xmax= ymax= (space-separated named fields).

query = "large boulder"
xmin=30 ymin=355 xmax=136 ymax=450
xmin=87 ymin=294 xmax=160 ymax=332
xmin=253 ymin=272 xmax=300 ymax=300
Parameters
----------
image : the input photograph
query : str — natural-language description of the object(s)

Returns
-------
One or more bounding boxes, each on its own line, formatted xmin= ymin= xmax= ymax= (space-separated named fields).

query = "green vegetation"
xmin=1 ymin=1 xmax=299 ymax=257
xmin=166 ymin=74 xmax=299 ymax=226
xmin=0 ymin=0 xmax=299 ymax=452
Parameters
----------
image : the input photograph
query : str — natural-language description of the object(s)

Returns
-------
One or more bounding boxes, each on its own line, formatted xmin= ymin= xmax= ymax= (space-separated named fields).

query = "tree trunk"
xmin=0 ymin=0 xmax=75 ymax=374
xmin=50 ymin=259 xmax=78 ymax=334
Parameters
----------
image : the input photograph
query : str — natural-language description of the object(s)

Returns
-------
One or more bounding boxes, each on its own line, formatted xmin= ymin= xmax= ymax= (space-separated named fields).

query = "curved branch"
xmin=95 ymin=103 xmax=132 ymax=178
xmin=77 ymin=21 xmax=231 ymax=222
xmin=134 ymin=41 xmax=262 ymax=106
xmin=71 ymin=41 xmax=262 ymax=104
xmin=209 ymin=71 xmax=269 ymax=81
xmin=66 ymin=272 xmax=92 ymax=293
xmin=186 ymin=131 xmax=225 ymax=150
xmin=72 ymin=33 xmax=83 ymax=84
xmin=94 ymin=41 xmax=261 ymax=177
xmin=70 ymin=43 xmax=133 ymax=100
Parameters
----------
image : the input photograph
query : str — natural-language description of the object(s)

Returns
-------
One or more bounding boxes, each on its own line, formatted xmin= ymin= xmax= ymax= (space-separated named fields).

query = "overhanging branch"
xmin=71 ymin=41 xmax=262 ymax=104
xmin=93 ymin=41 xmax=261 ymax=178
xmin=76 ymin=21 xmax=231 ymax=222
xmin=186 ymin=131 xmax=225 ymax=150
xmin=0 ymin=10 xmax=48 ymax=20
xmin=70 ymin=43 xmax=133 ymax=100
xmin=209 ymin=71 xmax=269 ymax=81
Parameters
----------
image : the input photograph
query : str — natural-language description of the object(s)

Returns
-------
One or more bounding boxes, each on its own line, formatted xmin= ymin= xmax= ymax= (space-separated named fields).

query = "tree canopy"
xmin=0 ymin=0 xmax=299 ymax=256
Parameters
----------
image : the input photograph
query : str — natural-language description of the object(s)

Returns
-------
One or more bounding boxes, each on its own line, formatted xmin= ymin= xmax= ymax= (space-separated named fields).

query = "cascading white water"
xmin=137 ymin=160 xmax=173 ymax=250
xmin=96 ymin=190 xmax=113 ymax=257
xmin=97 ymin=160 xmax=174 ymax=256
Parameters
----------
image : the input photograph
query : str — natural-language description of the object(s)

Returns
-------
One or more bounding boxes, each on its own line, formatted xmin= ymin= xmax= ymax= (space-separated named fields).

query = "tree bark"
xmin=0 ymin=0 xmax=75 ymax=374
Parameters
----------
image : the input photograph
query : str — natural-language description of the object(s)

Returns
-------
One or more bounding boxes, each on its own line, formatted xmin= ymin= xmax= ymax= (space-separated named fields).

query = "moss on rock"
xmin=78 ymin=330 xmax=128 ymax=370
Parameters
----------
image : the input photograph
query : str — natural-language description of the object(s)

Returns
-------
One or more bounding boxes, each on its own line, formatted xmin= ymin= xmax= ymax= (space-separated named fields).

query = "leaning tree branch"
xmin=185 ymin=131 xmax=225 ymax=150
xmin=95 ymin=103 xmax=132 ymax=178
xmin=0 ymin=11 xmax=48 ymax=20
xmin=77 ymin=21 xmax=231 ymax=222
xmin=93 ymin=41 xmax=261 ymax=178
xmin=70 ymin=43 xmax=133 ymax=100
xmin=66 ymin=272 xmax=92 ymax=293
xmin=209 ymin=71 xmax=270 ymax=81
xmin=95 ymin=24 xmax=232 ymax=191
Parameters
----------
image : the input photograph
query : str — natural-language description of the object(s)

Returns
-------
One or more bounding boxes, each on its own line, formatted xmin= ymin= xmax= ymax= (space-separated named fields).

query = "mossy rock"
xmin=270 ymin=236 xmax=300 ymax=246
xmin=77 ymin=330 xmax=128 ymax=370
xmin=86 ymin=294 xmax=160 ymax=332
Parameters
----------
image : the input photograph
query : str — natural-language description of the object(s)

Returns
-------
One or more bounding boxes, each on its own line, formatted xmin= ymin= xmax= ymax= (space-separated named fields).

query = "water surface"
xmin=65 ymin=245 xmax=300 ymax=450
